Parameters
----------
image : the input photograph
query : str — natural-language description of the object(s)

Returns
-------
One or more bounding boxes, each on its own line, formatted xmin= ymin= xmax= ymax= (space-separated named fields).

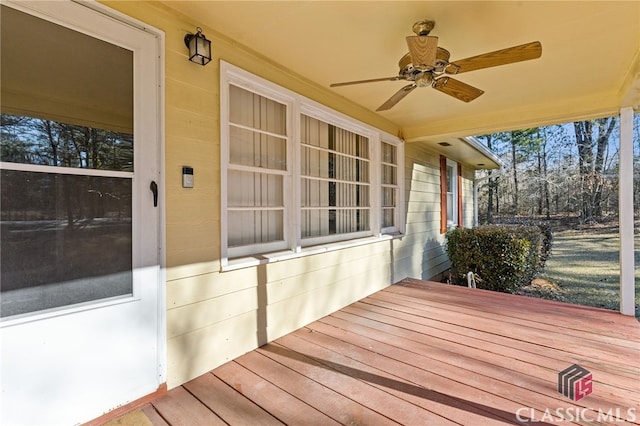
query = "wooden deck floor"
xmin=137 ymin=279 xmax=640 ymax=425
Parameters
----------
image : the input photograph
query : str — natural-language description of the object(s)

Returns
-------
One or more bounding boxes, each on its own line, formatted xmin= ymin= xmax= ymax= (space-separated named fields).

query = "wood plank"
xmin=366 ymin=288 xmax=640 ymax=367
xmin=395 ymin=280 xmax=640 ymax=337
xmin=337 ymin=305 xmax=640 ymax=407
xmin=293 ymin=322 xmax=551 ymax=424
xmin=276 ymin=331 xmax=515 ymax=425
xmin=388 ymin=282 xmax=637 ymax=334
xmin=141 ymin=405 xmax=170 ymax=426
xmin=312 ymin=316 xmax=601 ymax=424
xmin=354 ymin=296 xmax=640 ymax=381
xmin=151 ymin=386 xmax=226 ymax=426
xmin=236 ymin=349 xmax=401 ymax=425
xmin=213 ymin=360 xmax=340 ymax=425
xmin=399 ymin=279 xmax=640 ymax=330
xmin=257 ymin=342 xmax=452 ymax=425
xmin=183 ymin=373 xmax=283 ymax=425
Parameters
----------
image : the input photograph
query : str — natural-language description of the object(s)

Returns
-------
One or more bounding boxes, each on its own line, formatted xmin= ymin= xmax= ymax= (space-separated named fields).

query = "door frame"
xmin=0 ymin=0 xmax=166 ymax=419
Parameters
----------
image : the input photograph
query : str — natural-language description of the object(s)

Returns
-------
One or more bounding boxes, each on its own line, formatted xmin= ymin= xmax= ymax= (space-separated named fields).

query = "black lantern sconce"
xmin=184 ymin=27 xmax=211 ymax=66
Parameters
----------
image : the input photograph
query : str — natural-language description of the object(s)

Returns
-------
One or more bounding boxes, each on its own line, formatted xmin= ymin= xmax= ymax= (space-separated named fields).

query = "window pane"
xmin=382 ymin=208 xmax=395 ymax=228
xmin=446 ymin=165 xmax=453 ymax=191
xmin=301 ymin=178 xmax=328 ymax=208
xmin=0 ymin=114 xmax=134 ymax=172
xmin=334 ymin=182 xmax=369 ymax=207
xmin=228 ymin=170 xmax=283 ymax=207
xmin=382 ymin=187 xmax=396 ymax=207
xmin=229 ymin=126 xmax=286 ymax=170
xmin=229 ymin=85 xmax=286 ymax=136
xmin=335 ymin=209 xmax=369 ymax=234
xmin=382 ymin=142 xmax=396 ymax=164
xmin=301 ymin=209 xmax=330 ymax=238
xmin=447 ymin=193 xmax=454 ymax=223
xmin=1 ymin=170 xmax=132 ymax=317
xmin=382 ymin=164 xmax=396 ymax=185
xmin=302 ymin=208 xmax=369 ymax=238
xmin=301 ymin=115 xmax=330 ymax=148
xmin=300 ymin=114 xmax=371 ymax=241
xmin=301 ymin=146 xmax=330 ymax=178
xmin=228 ymin=210 xmax=283 ymax=247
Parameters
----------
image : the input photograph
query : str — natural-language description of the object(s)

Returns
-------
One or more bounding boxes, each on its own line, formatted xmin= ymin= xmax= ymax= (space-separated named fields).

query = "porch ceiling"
xmin=164 ymin=1 xmax=640 ymax=143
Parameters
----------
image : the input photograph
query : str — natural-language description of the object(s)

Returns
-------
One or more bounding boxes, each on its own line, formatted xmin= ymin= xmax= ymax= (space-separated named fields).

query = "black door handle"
xmin=150 ymin=181 xmax=158 ymax=207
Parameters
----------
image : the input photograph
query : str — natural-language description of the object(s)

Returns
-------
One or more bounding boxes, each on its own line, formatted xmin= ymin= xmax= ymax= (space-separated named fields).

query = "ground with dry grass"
xmin=518 ymin=216 xmax=640 ymax=318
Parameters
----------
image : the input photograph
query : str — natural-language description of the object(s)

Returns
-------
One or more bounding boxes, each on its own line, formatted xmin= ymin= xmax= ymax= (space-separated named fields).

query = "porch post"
xmin=619 ymin=106 xmax=635 ymax=316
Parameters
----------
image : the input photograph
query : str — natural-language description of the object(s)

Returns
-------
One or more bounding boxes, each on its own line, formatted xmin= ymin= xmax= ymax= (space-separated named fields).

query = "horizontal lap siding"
xmin=165 ymin=241 xmax=392 ymax=386
xmin=104 ymin=1 xmax=401 ymax=389
xmin=393 ymin=143 xmax=448 ymax=281
xmin=104 ymin=1 xmax=474 ymax=391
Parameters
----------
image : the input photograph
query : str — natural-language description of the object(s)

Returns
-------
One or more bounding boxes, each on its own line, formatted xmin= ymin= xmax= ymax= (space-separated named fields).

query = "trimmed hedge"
xmin=445 ymin=224 xmax=551 ymax=293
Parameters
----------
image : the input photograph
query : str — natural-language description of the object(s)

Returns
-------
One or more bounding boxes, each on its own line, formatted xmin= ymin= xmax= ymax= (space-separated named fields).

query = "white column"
xmin=619 ymin=107 xmax=635 ymax=316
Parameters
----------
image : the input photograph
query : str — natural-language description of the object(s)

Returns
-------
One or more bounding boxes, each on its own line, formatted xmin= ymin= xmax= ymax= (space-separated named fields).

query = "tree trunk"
xmin=485 ymin=135 xmax=494 ymax=223
xmin=592 ymin=117 xmax=616 ymax=218
xmin=573 ymin=121 xmax=594 ymax=222
xmin=511 ymin=132 xmax=519 ymax=214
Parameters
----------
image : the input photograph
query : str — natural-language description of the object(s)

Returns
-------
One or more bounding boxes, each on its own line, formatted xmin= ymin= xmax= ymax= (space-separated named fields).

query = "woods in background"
xmin=476 ymin=114 xmax=640 ymax=224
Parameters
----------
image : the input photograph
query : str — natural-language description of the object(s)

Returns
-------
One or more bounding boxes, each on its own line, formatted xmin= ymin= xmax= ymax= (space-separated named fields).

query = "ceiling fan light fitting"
xmin=415 ymin=72 xmax=433 ymax=87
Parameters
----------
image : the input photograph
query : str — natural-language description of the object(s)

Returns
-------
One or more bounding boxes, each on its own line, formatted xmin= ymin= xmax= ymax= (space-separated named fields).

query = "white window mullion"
xmin=290 ymin=100 xmax=301 ymax=253
xmin=370 ymin=133 xmax=381 ymax=236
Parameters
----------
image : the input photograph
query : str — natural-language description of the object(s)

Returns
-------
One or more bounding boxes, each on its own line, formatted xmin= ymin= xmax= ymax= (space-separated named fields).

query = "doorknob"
xmin=150 ymin=181 xmax=158 ymax=207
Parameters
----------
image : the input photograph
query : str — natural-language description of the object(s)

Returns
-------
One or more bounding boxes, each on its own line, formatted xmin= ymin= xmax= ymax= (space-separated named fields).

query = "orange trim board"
xmin=82 ymin=383 xmax=167 ymax=426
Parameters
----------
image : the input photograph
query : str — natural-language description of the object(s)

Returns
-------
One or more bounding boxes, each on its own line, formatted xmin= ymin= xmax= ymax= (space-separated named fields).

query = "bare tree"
xmin=573 ymin=117 xmax=616 ymax=222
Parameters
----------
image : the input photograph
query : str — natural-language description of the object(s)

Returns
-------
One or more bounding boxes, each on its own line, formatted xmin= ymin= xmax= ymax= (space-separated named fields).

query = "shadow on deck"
xmin=110 ymin=279 xmax=640 ymax=425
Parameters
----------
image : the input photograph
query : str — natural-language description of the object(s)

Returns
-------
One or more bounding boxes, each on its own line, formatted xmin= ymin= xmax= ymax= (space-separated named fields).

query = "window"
xmin=225 ymin=85 xmax=289 ymax=258
xmin=300 ymin=115 xmax=371 ymax=245
xmin=221 ymin=62 xmax=403 ymax=265
xmin=440 ymin=155 xmax=462 ymax=233
xmin=381 ymin=141 xmax=399 ymax=233
xmin=446 ymin=160 xmax=457 ymax=227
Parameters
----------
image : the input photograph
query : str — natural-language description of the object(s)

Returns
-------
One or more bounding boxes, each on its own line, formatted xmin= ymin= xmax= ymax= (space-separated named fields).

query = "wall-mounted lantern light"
xmin=184 ymin=27 xmax=211 ymax=66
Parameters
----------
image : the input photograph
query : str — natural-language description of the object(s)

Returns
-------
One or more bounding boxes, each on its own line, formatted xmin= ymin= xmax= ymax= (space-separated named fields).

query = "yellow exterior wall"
xmin=101 ymin=1 xmax=403 ymax=387
xmin=393 ymin=143 xmax=475 ymax=281
xmin=101 ymin=1 xmax=479 ymax=388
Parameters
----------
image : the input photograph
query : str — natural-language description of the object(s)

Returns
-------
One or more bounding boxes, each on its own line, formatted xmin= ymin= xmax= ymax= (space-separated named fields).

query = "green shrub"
xmin=493 ymin=218 xmax=553 ymax=264
xmin=445 ymin=225 xmax=549 ymax=293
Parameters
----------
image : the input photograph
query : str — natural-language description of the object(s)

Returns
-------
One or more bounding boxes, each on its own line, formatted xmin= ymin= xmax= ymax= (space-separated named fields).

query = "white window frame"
xmin=380 ymin=136 xmax=404 ymax=235
xmin=446 ymin=158 xmax=458 ymax=229
xmin=220 ymin=62 xmax=404 ymax=269
xmin=298 ymin=103 xmax=377 ymax=247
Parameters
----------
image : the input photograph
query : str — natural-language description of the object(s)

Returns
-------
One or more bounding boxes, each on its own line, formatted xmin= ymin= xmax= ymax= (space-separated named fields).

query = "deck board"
xmin=183 ymin=373 xmax=282 ymax=425
xmin=138 ymin=279 xmax=640 ymax=426
xmin=213 ymin=360 xmax=339 ymax=425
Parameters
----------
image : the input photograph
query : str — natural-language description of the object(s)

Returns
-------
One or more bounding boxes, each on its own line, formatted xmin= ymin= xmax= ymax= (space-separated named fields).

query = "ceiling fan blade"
xmin=433 ymin=77 xmax=484 ymax=102
xmin=376 ymin=84 xmax=416 ymax=111
xmin=446 ymin=41 xmax=542 ymax=74
xmin=330 ymin=76 xmax=402 ymax=87
xmin=406 ymin=35 xmax=438 ymax=68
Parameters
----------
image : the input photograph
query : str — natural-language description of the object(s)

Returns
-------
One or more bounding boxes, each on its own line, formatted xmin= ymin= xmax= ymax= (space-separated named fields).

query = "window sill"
xmin=222 ymin=233 xmax=404 ymax=272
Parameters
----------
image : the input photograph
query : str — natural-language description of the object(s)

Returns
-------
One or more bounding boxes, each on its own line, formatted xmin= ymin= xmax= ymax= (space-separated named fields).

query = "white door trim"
xmin=0 ymin=0 xmax=166 ymax=422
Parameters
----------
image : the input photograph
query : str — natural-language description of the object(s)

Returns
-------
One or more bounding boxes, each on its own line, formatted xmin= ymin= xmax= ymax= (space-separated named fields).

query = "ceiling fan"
xmin=330 ymin=20 xmax=542 ymax=111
